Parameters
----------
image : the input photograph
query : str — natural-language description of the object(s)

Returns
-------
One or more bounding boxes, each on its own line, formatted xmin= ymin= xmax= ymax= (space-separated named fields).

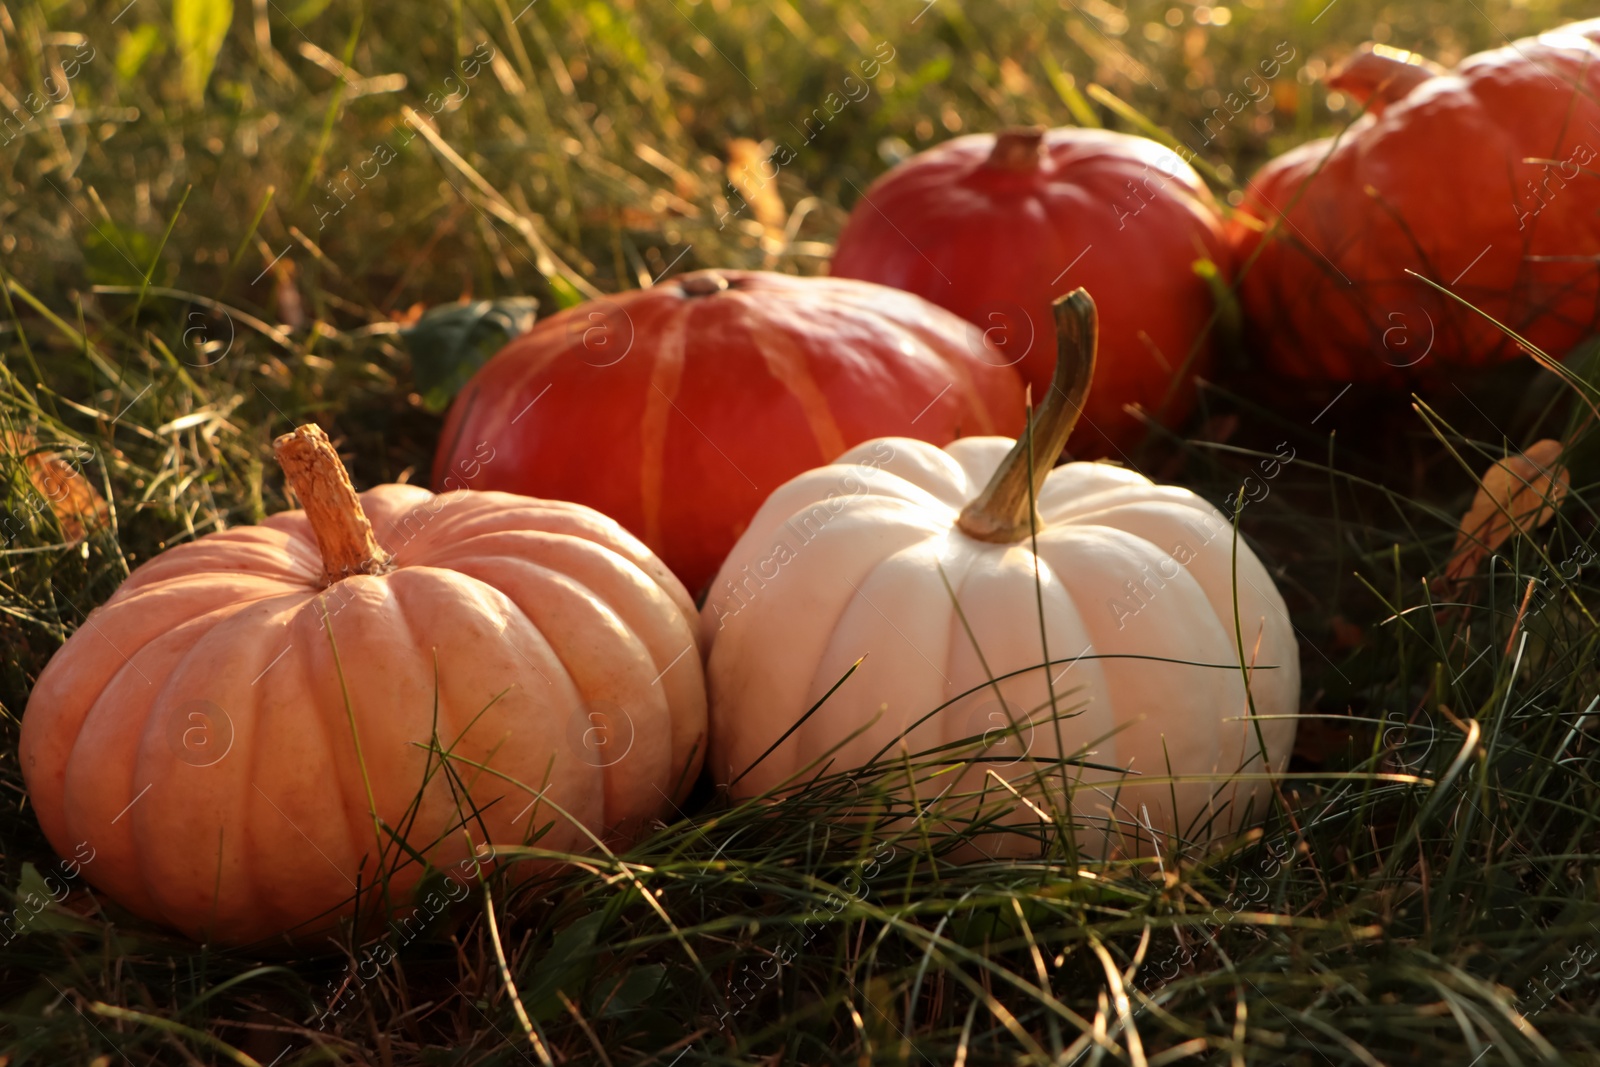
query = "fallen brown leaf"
xmin=1195 ymin=413 xmax=1240 ymax=445
xmin=392 ymin=301 xmax=427 ymax=326
xmin=725 ymin=137 xmax=786 ymax=242
xmin=3 ymin=431 xmax=109 ymax=544
xmin=272 ymin=255 xmax=306 ymax=331
xmin=1329 ymin=615 xmax=1365 ymax=651
xmin=1443 ymin=439 xmax=1568 ymax=583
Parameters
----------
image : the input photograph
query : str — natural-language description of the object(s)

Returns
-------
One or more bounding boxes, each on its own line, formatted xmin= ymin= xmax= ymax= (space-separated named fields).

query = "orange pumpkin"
xmin=19 ymin=426 xmax=705 ymax=946
xmin=1230 ymin=22 xmax=1600 ymax=381
xmin=433 ymin=270 xmax=1025 ymax=594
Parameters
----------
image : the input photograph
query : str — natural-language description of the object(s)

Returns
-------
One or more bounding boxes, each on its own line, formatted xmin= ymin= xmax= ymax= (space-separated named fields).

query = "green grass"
xmin=6 ymin=0 xmax=1600 ymax=1063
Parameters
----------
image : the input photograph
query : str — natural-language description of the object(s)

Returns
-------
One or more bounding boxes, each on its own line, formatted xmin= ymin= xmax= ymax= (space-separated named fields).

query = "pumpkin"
xmin=1230 ymin=22 xmax=1600 ymax=382
xmin=432 ymin=270 xmax=1026 ymax=595
xmin=829 ymin=127 xmax=1229 ymax=457
xmin=702 ymin=292 xmax=1298 ymax=856
xmin=19 ymin=425 xmax=706 ymax=946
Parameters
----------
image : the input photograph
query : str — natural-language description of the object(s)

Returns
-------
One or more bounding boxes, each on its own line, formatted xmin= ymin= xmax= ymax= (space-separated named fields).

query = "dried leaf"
xmin=580 ymin=204 xmax=670 ymax=230
xmin=1329 ymin=615 xmax=1365 ymax=651
xmin=725 ymin=137 xmax=786 ymax=241
xmin=272 ymin=255 xmax=305 ymax=331
xmin=1195 ymin=413 xmax=1240 ymax=445
xmin=392 ymin=301 xmax=427 ymax=327
xmin=1443 ymin=439 xmax=1568 ymax=582
xmin=998 ymin=57 xmax=1034 ymax=96
xmin=635 ymin=141 xmax=703 ymax=204
xmin=1291 ymin=715 xmax=1358 ymax=769
xmin=3 ymin=431 xmax=109 ymax=544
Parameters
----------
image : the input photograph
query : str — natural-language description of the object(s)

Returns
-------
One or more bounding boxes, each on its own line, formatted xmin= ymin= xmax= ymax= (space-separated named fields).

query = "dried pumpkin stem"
xmin=986 ymin=126 xmax=1046 ymax=171
xmin=956 ymin=290 xmax=1097 ymax=544
xmin=273 ymin=424 xmax=392 ymax=585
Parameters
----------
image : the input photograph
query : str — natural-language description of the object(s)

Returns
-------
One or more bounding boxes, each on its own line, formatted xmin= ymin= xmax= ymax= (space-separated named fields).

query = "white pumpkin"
xmin=701 ymin=292 xmax=1299 ymax=857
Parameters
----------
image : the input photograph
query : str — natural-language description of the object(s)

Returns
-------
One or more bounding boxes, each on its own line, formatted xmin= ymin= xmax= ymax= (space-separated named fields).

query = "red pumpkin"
xmin=830 ymin=127 xmax=1229 ymax=456
xmin=433 ymin=270 xmax=1025 ymax=593
xmin=1230 ymin=22 xmax=1600 ymax=382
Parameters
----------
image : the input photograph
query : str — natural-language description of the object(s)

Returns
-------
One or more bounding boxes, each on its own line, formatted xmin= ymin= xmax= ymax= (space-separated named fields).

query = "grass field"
xmin=6 ymin=0 xmax=1600 ymax=1063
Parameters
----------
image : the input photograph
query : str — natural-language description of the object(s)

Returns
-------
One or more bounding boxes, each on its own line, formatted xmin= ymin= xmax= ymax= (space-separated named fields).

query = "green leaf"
xmin=174 ymin=0 xmax=233 ymax=105
xmin=583 ymin=2 xmax=650 ymax=70
xmin=546 ymin=274 xmax=585 ymax=310
xmin=7 ymin=863 xmax=97 ymax=939
xmin=593 ymin=963 xmax=664 ymax=1018
xmin=398 ymin=298 xmax=540 ymax=412
xmin=116 ymin=24 xmax=165 ymax=83
xmin=524 ymin=910 xmax=606 ymax=1021
xmin=1041 ymin=49 xmax=1100 ymax=128
xmin=84 ymin=223 xmax=159 ymax=287
xmin=1194 ymin=256 xmax=1242 ymax=345
xmin=402 ymin=865 xmax=472 ymax=937
xmin=14 ymin=861 xmax=51 ymax=906
xmin=288 ymin=0 xmax=335 ymax=23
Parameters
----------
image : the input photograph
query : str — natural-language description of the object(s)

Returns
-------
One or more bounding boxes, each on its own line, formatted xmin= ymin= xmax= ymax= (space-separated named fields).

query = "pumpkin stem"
xmin=986 ymin=127 xmax=1046 ymax=171
xmin=679 ymin=270 xmax=731 ymax=296
xmin=1326 ymin=44 xmax=1445 ymax=115
xmin=956 ymin=290 xmax=1097 ymax=544
xmin=273 ymin=424 xmax=393 ymax=586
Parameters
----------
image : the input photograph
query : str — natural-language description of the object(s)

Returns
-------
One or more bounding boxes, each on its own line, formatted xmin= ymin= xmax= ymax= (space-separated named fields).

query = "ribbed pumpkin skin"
xmin=19 ymin=486 xmax=705 ymax=946
xmin=829 ymin=128 xmax=1228 ymax=456
xmin=703 ymin=437 xmax=1299 ymax=857
xmin=432 ymin=270 xmax=1026 ymax=594
xmin=1230 ymin=20 xmax=1600 ymax=382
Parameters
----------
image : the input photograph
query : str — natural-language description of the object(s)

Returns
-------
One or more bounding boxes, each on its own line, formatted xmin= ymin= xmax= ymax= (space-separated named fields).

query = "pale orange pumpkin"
xmin=19 ymin=426 xmax=705 ymax=946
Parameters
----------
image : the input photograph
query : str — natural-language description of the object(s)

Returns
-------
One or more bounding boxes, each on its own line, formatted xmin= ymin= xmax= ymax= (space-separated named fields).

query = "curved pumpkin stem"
xmin=274 ymin=424 xmax=393 ymax=585
xmin=986 ymin=127 xmax=1046 ymax=171
xmin=957 ymin=290 xmax=1097 ymax=544
xmin=1327 ymin=44 xmax=1447 ymax=115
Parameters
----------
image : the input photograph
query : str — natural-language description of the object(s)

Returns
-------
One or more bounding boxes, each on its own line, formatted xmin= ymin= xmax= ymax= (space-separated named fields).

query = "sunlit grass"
xmin=4 ymin=0 xmax=1600 ymax=1063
